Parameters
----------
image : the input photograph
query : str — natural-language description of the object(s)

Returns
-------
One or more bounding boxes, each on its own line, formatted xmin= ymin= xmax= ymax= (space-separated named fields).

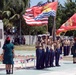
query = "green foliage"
xmin=56 ymin=3 xmax=64 ymax=29
xmin=0 ymin=0 xmax=30 ymax=35
xmin=0 ymin=0 xmax=4 ymax=10
xmin=0 ymin=0 xmax=76 ymax=35
xmin=73 ymin=30 xmax=76 ymax=37
xmin=56 ymin=1 xmax=76 ymax=36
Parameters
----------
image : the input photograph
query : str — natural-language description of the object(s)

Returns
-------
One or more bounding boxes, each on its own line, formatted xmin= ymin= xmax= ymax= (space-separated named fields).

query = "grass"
xmin=0 ymin=46 xmax=73 ymax=61
xmin=14 ymin=45 xmax=36 ymax=51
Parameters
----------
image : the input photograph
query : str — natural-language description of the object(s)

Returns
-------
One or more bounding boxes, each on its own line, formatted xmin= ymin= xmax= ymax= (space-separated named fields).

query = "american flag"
xmin=35 ymin=10 xmax=56 ymax=20
xmin=23 ymin=1 xmax=58 ymax=26
xmin=23 ymin=7 xmax=48 ymax=26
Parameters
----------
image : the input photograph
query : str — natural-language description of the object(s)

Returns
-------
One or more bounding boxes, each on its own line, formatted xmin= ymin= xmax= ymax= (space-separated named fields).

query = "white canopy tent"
xmin=0 ymin=20 xmax=4 ymax=54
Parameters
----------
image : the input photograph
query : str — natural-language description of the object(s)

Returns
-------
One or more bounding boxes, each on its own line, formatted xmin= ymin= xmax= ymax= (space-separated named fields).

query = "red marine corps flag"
xmin=56 ymin=28 xmax=67 ymax=35
xmin=23 ymin=1 xmax=58 ymax=26
xmin=56 ymin=13 xmax=76 ymax=35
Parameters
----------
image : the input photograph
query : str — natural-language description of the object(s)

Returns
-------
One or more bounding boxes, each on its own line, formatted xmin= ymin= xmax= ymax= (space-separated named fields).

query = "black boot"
xmin=9 ymin=69 xmax=13 ymax=74
xmin=6 ymin=70 xmax=9 ymax=74
xmin=8 ymin=70 xmax=11 ymax=74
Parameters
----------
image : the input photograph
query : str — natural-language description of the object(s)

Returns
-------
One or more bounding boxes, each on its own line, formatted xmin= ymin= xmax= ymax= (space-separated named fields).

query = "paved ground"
xmin=0 ymin=60 xmax=76 ymax=75
xmin=0 ymin=51 xmax=76 ymax=75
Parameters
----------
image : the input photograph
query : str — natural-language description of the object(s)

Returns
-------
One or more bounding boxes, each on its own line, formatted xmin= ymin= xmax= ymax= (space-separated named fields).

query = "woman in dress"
xmin=2 ymin=36 xmax=15 ymax=74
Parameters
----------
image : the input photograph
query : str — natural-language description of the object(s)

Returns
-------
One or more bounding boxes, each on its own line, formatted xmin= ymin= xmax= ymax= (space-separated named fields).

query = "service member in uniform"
xmin=63 ymin=39 xmax=68 ymax=56
xmin=71 ymin=37 xmax=76 ymax=63
xmin=67 ymin=39 xmax=70 ymax=55
xmin=49 ymin=37 xmax=55 ymax=67
xmin=55 ymin=39 xmax=61 ymax=66
xmin=36 ymin=35 xmax=44 ymax=69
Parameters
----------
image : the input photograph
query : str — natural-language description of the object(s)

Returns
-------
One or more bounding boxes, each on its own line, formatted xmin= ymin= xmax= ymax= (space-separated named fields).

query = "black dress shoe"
xmin=6 ymin=70 xmax=9 ymax=74
xmin=56 ymin=65 xmax=61 ymax=67
xmin=52 ymin=65 xmax=55 ymax=67
xmin=73 ymin=62 xmax=76 ymax=64
xmin=51 ymin=65 xmax=55 ymax=67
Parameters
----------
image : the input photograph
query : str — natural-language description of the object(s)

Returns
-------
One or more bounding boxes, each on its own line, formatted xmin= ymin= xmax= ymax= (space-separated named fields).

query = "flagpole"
xmin=46 ymin=24 xmax=48 ymax=33
xmin=52 ymin=16 xmax=56 ymax=41
xmin=52 ymin=0 xmax=58 ymax=41
xmin=62 ymin=31 xmax=66 ymax=37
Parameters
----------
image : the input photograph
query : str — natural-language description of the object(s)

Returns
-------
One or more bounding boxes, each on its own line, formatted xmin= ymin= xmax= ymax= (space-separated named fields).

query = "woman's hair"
xmin=5 ymin=37 xmax=10 ymax=44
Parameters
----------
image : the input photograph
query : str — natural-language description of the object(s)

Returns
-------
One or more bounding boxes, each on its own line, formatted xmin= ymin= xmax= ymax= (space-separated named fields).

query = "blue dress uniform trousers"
xmin=44 ymin=47 xmax=50 ymax=67
xmin=36 ymin=48 xmax=44 ymax=69
xmin=60 ymin=46 xmax=62 ymax=54
xmin=67 ymin=46 xmax=70 ymax=55
xmin=41 ymin=49 xmax=45 ymax=69
xmin=55 ymin=48 xmax=60 ymax=66
xmin=63 ymin=46 xmax=67 ymax=56
xmin=50 ymin=49 xmax=55 ymax=67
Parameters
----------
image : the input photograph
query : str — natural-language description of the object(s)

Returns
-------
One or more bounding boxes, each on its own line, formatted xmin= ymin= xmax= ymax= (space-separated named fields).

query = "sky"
xmin=30 ymin=0 xmax=66 ymax=7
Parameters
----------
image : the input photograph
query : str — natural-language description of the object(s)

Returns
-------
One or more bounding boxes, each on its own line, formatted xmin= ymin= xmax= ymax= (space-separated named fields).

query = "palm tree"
xmin=67 ymin=0 xmax=76 ymax=2
xmin=0 ymin=0 xmax=30 ymax=34
xmin=8 ymin=0 xmax=30 ymax=34
xmin=0 ymin=0 xmax=4 ymax=19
